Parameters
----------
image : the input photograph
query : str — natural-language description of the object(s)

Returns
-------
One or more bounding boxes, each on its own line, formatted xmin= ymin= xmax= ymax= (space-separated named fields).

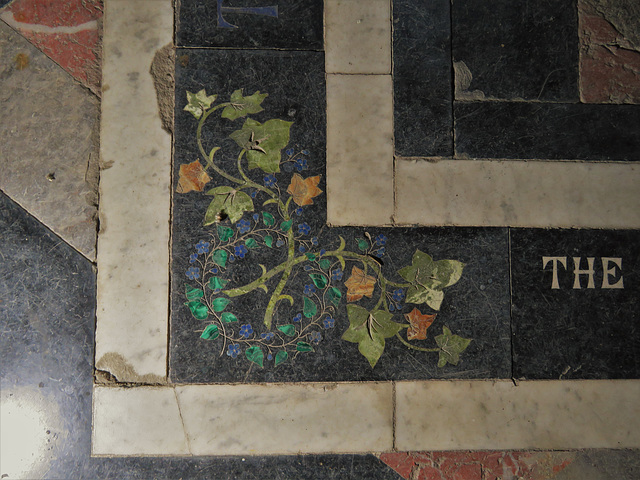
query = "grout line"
xmin=173 ymin=387 xmax=193 ymax=455
xmin=391 ymin=380 xmax=397 ymax=451
xmin=508 ymin=227 xmax=515 ymax=381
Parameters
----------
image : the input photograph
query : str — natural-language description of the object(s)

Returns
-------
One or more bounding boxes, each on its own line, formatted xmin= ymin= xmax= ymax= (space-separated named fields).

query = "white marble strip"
xmin=93 ymin=380 xmax=640 ymax=455
xmin=395 ymin=158 xmax=640 ymax=228
xmin=326 ymin=74 xmax=395 ymax=226
xmin=92 ymin=383 xmax=394 ymax=455
xmin=324 ymin=0 xmax=392 ymax=74
xmin=95 ymin=0 xmax=173 ymax=382
xmin=396 ymin=380 xmax=640 ymax=451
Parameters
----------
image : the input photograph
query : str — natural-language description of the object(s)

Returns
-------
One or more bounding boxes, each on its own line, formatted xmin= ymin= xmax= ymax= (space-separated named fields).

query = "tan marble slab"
xmin=395 ymin=158 xmax=640 ymax=228
xmin=395 ymin=380 xmax=640 ymax=451
xmin=325 ymin=0 xmax=391 ymax=74
xmin=95 ymin=0 xmax=173 ymax=382
xmin=92 ymin=386 xmax=190 ymax=455
xmin=92 ymin=383 xmax=393 ymax=455
xmin=326 ymin=74 xmax=394 ymax=226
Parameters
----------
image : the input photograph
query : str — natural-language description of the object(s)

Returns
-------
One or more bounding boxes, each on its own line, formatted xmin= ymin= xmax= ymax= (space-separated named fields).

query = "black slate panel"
xmin=177 ymin=0 xmax=323 ymax=50
xmin=455 ymin=102 xmax=640 ymax=160
xmin=451 ymin=0 xmax=579 ymax=101
xmin=511 ymin=228 xmax=640 ymax=379
xmin=393 ymin=0 xmax=453 ymax=157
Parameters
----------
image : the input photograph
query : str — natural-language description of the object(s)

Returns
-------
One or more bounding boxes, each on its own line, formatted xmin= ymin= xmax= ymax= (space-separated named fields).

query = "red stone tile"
xmin=3 ymin=0 xmax=102 ymax=95
xmin=579 ymin=0 xmax=640 ymax=103
xmin=379 ymin=452 xmax=415 ymax=479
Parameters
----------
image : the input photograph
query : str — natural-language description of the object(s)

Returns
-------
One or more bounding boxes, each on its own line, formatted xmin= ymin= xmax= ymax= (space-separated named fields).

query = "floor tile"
xmin=176 ymin=383 xmax=393 ymax=455
xmin=0 ymin=20 xmax=99 ymax=261
xmin=177 ymin=0 xmax=323 ymax=50
xmin=92 ymin=386 xmax=190 ymax=455
xmin=326 ymin=74 xmax=394 ymax=226
xmin=455 ymin=102 xmax=640 ymax=161
xmin=325 ymin=0 xmax=391 ymax=74
xmin=395 ymin=380 xmax=640 ymax=451
xmin=395 ymin=158 xmax=640 ymax=228
xmin=393 ymin=0 xmax=452 ymax=157
xmin=95 ymin=0 xmax=173 ymax=382
xmin=579 ymin=0 xmax=640 ymax=104
xmin=1 ymin=0 xmax=102 ymax=95
xmin=511 ymin=228 xmax=640 ymax=379
xmin=170 ymin=224 xmax=511 ymax=382
xmin=452 ymin=0 xmax=579 ymax=101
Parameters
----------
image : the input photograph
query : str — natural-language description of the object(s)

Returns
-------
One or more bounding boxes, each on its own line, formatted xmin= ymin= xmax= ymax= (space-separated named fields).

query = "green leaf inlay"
xmin=274 ymin=350 xmax=288 ymax=366
xmin=303 ymin=297 xmax=317 ymax=318
xmin=204 ymin=186 xmax=254 ymax=225
xmin=200 ymin=324 xmax=219 ymax=340
xmin=308 ymin=273 xmax=328 ymax=289
xmin=305 ymin=253 xmax=316 ymax=261
xmin=217 ymin=225 xmax=234 ymax=242
xmin=208 ymin=276 xmax=228 ymax=291
xmin=435 ymin=326 xmax=472 ymax=367
xmin=212 ymin=249 xmax=228 ymax=268
xmin=319 ymin=259 xmax=331 ymax=270
xmin=229 ymin=118 xmax=293 ymax=173
xmin=220 ymin=312 xmax=238 ymax=323
xmin=245 ymin=346 xmax=264 ymax=368
xmin=357 ymin=238 xmax=369 ymax=251
xmin=245 ymin=238 xmax=258 ymax=249
xmin=327 ymin=287 xmax=342 ymax=307
xmin=221 ymin=89 xmax=268 ymax=121
xmin=277 ymin=324 xmax=296 ymax=337
xmin=296 ymin=341 xmax=313 ymax=352
xmin=186 ymin=300 xmax=208 ymax=320
xmin=264 ymin=235 xmax=273 ymax=248
xmin=280 ymin=220 xmax=292 ymax=232
xmin=212 ymin=297 xmax=230 ymax=312
xmin=185 ymin=284 xmax=204 ymax=301
xmin=262 ymin=211 xmax=275 ymax=226
xmin=184 ymin=89 xmax=217 ymax=119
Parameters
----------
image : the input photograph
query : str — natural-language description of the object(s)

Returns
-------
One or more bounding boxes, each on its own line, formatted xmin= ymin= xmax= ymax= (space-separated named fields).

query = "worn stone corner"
xmin=150 ymin=43 xmax=175 ymax=134
xmin=95 ymin=352 xmax=167 ymax=385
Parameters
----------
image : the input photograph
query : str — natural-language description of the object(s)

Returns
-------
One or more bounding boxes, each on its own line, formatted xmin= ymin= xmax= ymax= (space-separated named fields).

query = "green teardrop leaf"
xmin=296 ymin=341 xmax=314 ymax=353
xmin=245 ymin=238 xmax=258 ymax=249
xmin=212 ymin=249 xmax=228 ymax=268
xmin=245 ymin=346 xmax=264 ymax=367
xmin=357 ymin=238 xmax=369 ymax=251
xmin=217 ymin=225 xmax=234 ymax=242
xmin=264 ymin=235 xmax=273 ymax=248
xmin=274 ymin=350 xmax=288 ymax=366
xmin=208 ymin=276 xmax=228 ymax=291
xmin=212 ymin=297 xmax=230 ymax=312
xmin=305 ymin=253 xmax=316 ymax=261
xmin=280 ymin=220 xmax=293 ymax=232
xmin=186 ymin=301 xmax=208 ymax=320
xmin=303 ymin=297 xmax=317 ymax=318
xmin=185 ymin=284 xmax=204 ymax=300
xmin=308 ymin=273 xmax=328 ymax=289
xmin=319 ymin=259 xmax=331 ymax=270
xmin=262 ymin=211 xmax=275 ymax=226
xmin=327 ymin=287 xmax=342 ymax=307
xmin=200 ymin=324 xmax=219 ymax=340
xmin=277 ymin=324 xmax=296 ymax=337
xmin=220 ymin=312 xmax=238 ymax=323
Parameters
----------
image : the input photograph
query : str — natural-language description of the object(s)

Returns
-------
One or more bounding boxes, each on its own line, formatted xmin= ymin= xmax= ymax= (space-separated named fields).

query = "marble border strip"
xmin=92 ymin=380 xmax=640 ymax=455
xmin=95 ymin=0 xmax=173 ymax=382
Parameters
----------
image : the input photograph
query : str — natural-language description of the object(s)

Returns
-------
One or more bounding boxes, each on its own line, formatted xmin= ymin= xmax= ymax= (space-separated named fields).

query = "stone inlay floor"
xmin=96 ymin=0 xmax=640 ymax=456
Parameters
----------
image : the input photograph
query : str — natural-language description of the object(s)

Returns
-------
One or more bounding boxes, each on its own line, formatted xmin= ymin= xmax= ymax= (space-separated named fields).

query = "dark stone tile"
xmin=452 ymin=0 xmax=579 ymax=101
xmin=511 ymin=228 xmax=640 ymax=379
xmin=393 ymin=0 xmax=452 ymax=157
xmin=455 ymin=102 xmax=640 ymax=160
xmin=177 ymin=0 xmax=323 ymax=50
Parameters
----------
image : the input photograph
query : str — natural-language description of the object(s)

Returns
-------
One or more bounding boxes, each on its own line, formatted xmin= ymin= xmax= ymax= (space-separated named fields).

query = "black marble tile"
xmin=452 ymin=0 xmax=579 ymax=101
xmin=0 ymin=191 xmax=402 ymax=480
xmin=393 ymin=0 xmax=453 ymax=157
xmin=177 ymin=0 xmax=323 ymax=50
xmin=511 ymin=228 xmax=640 ymax=379
xmin=455 ymin=102 xmax=640 ymax=160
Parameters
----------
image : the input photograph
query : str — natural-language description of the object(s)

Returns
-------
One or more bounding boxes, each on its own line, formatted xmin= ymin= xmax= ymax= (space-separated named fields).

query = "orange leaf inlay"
xmin=177 ymin=160 xmax=211 ymax=193
xmin=287 ymin=173 xmax=323 ymax=206
xmin=344 ymin=266 xmax=376 ymax=302
xmin=405 ymin=307 xmax=436 ymax=341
